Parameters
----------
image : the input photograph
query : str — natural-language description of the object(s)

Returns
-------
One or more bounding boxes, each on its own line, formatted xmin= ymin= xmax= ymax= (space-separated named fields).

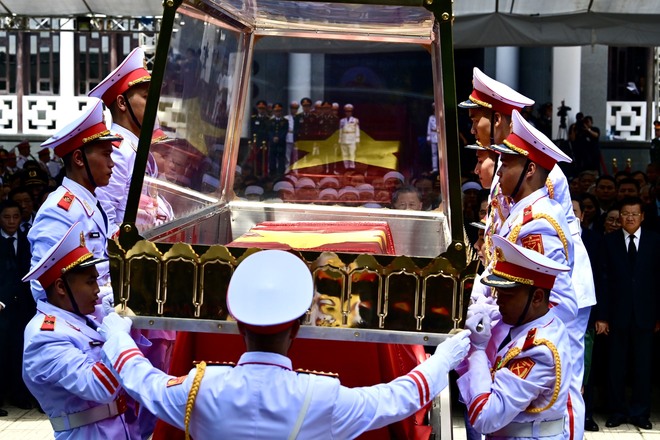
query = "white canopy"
xmin=3 ymin=0 xmax=660 ymax=47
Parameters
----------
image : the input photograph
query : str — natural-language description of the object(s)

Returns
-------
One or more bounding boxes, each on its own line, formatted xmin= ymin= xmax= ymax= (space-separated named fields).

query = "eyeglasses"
xmin=620 ymin=212 xmax=642 ymax=218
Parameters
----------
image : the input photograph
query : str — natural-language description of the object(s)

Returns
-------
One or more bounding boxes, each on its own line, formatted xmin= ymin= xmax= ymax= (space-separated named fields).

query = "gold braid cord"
xmin=508 ymin=214 xmax=569 ymax=258
xmin=545 ymin=178 xmax=554 ymax=200
xmin=185 ymin=361 xmax=207 ymax=440
xmin=491 ymin=339 xmax=562 ymax=414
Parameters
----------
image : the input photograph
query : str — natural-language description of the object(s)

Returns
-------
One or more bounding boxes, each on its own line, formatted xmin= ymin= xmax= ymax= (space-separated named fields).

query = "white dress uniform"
xmin=426 ymin=113 xmax=438 ymax=172
xmin=497 ymin=187 xmax=577 ymax=325
xmin=22 ymin=222 xmax=142 ymax=440
xmin=23 ymin=301 xmax=138 ymax=440
xmin=95 ymin=123 xmax=159 ymax=237
xmin=484 ymin=110 xmax=583 ymax=439
xmin=284 ymin=110 xmax=296 ymax=171
xmin=339 ymin=107 xmax=359 ymax=169
xmin=28 ymin=177 xmax=110 ymax=302
xmin=99 ymin=249 xmax=470 ymax=438
xmin=101 ymin=333 xmax=461 ymax=439
xmin=458 ymin=313 xmax=572 ymax=440
xmin=457 ymin=235 xmax=572 ymax=440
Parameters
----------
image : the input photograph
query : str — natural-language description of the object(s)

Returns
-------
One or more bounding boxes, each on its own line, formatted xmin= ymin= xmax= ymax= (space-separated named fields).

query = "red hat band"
xmin=101 ymin=68 xmax=151 ymax=106
xmin=54 ymin=122 xmax=111 ymax=157
xmin=39 ymin=246 xmax=93 ymax=288
xmin=470 ymin=89 xmax=520 ymax=115
xmin=504 ymin=133 xmax=556 ymax=171
xmin=492 ymin=260 xmax=555 ymax=290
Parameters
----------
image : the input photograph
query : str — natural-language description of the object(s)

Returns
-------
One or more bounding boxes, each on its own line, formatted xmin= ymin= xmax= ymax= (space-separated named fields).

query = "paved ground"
xmin=1 ymin=405 xmax=658 ymax=439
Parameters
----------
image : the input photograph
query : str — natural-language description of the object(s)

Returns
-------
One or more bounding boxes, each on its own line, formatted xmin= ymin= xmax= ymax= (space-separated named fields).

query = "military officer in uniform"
xmin=23 ymin=222 xmax=141 ymax=439
xmin=88 ymin=47 xmax=158 ymax=236
xmin=284 ymin=101 xmax=299 ymax=172
xmin=98 ymin=250 xmax=471 ymax=439
xmin=457 ymin=235 xmax=572 ymax=440
xmin=28 ymin=98 xmax=119 ymax=304
xmin=339 ymin=103 xmax=360 ymax=170
xmin=294 ymin=97 xmax=318 ymax=141
xmin=268 ymin=103 xmax=289 ymax=177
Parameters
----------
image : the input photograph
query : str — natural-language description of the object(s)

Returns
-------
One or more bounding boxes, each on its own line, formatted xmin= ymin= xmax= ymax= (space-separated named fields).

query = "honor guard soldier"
xmin=458 ymin=67 xmax=534 ymax=277
xmin=23 ymin=222 xmax=141 ymax=439
xmin=268 ymin=103 xmax=289 ymax=177
xmin=88 ymin=47 xmax=157 ymax=237
xmin=98 ymin=250 xmax=471 ymax=439
xmin=457 ymin=235 xmax=572 ymax=440
xmin=462 ymin=70 xmax=595 ymax=439
xmin=339 ymin=104 xmax=360 ymax=170
xmin=493 ymin=109 xmax=589 ymax=439
xmin=28 ymin=98 xmax=119 ymax=304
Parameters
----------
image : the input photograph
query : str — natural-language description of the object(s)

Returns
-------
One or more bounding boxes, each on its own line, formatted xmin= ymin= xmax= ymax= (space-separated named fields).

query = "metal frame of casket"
xmin=110 ymin=0 xmax=476 ymax=437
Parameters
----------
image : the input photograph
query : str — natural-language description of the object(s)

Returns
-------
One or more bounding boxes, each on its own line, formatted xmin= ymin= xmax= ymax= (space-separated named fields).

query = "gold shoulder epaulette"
xmin=193 ymin=360 xmax=235 ymax=367
xmin=41 ymin=315 xmax=56 ymax=331
xmin=295 ymin=368 xmax=339 ymax=378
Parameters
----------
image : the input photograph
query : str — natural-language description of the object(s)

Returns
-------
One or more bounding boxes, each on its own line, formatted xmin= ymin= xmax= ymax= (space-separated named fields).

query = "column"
xmin=495 ymin=47 xmax=519 ymax=89
xmin=552 ymin=47 xmax=581 ymax=140
xmin=59 ymin=19 xmax=75 ymax=98
xmin=288 ymin=53 xmax=311 ymax=104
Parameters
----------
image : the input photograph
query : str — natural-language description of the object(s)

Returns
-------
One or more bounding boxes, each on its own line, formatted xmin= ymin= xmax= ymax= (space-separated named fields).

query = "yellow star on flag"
xmin=291 ymin=130 xmax=399 ymax=171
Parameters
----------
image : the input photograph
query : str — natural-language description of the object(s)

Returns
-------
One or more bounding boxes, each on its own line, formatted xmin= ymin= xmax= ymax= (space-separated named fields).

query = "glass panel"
xmin=140 ymin=6 xmax=244 ymax=232
xmin=140 ymin=0 xmax=448 ymax=258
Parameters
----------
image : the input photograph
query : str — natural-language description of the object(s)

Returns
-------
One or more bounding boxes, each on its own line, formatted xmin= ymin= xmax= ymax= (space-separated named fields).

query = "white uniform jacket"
xmin=547 ymin=165 xmax=596 ymax=309
xmin=426 ymin=115 xmax=438 ymax=144
xmin=23 ymin=301 xmax=139 ymax=440
xmin=28 ymin=177 xmax=109 ymax=302
xmin=457 ymin=312 xmax=572 ymax=440
xmin=487 ymin=187 xmax=577 ymax=326
xmin=339 ymin=117 xmax=360 ymax=144
xmin=95 ymin=124 xmax=158 ymax=238
xmin=102 ymin=332 xmax=455 ymax=439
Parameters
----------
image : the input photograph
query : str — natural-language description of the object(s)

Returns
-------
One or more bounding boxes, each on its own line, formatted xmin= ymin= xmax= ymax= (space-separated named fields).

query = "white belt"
xmin=50 ymin=396 xmax=127 ymax=431
xmin=490 ymin=418 xmax=564 ymax=438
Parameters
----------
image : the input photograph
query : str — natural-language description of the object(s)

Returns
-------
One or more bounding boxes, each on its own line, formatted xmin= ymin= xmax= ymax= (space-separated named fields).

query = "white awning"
xmin=3 ymin=0 xmax=660 ymax=47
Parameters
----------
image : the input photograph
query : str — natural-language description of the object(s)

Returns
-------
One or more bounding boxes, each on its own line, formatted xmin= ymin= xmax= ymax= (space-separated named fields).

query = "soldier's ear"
xmin=70 ymin=149 xmax=85 ymax=168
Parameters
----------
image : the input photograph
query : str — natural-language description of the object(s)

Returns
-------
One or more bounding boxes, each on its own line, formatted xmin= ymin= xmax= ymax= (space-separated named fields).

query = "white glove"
xmin=465 ymin=312 xmax=491 ymax=350
xmin=98 ymin=312 xmax=132 ymax=340
xmin=473 ymin=293 xmax=497 ymax=306
xmin=101 ymin=290 xmax=115 ymax=317
xmin=466 ymin=301 xmax=501 ymax=324
xmin=434 ymin=329 xmax=471 ymax=370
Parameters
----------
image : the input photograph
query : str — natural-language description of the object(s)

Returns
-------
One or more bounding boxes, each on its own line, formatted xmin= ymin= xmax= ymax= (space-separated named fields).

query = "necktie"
xmin=7 ymin=236 xmax=16 ymax=259
xmin=628 ymin=234 xmax=637 ymax=262
xmin=497 ymin=330 xmax=512 ymax=352
xmin=96 ymin=201 xmax=108 ymax=231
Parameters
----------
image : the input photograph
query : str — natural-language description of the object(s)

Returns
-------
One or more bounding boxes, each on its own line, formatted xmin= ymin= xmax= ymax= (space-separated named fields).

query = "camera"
xmin=556 ymin=100 xmax=571 ymax=128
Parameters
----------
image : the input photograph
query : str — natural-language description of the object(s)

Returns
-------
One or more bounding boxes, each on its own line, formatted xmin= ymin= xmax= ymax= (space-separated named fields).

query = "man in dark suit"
xmin=595 ymin=196 xmax=660 ymax=430
xmin=0 ymin=199 xmax=36 ymax=412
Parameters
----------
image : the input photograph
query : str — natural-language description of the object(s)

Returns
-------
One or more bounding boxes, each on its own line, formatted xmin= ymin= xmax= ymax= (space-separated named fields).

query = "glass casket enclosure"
xmin=111 ymin=0 xmax=476 ymax=344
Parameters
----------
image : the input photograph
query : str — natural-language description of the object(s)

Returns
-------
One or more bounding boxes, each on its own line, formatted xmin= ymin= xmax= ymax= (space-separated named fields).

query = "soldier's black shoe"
xmin=605 ymin=414 xmax=627 ymax=428
xmin=584 ymin=417 xmax=599 ymax=432
xmin=0 ymin=408 xmax=7 ymax=417
xmin=630 ymin=417 xmax=652 ymax=430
